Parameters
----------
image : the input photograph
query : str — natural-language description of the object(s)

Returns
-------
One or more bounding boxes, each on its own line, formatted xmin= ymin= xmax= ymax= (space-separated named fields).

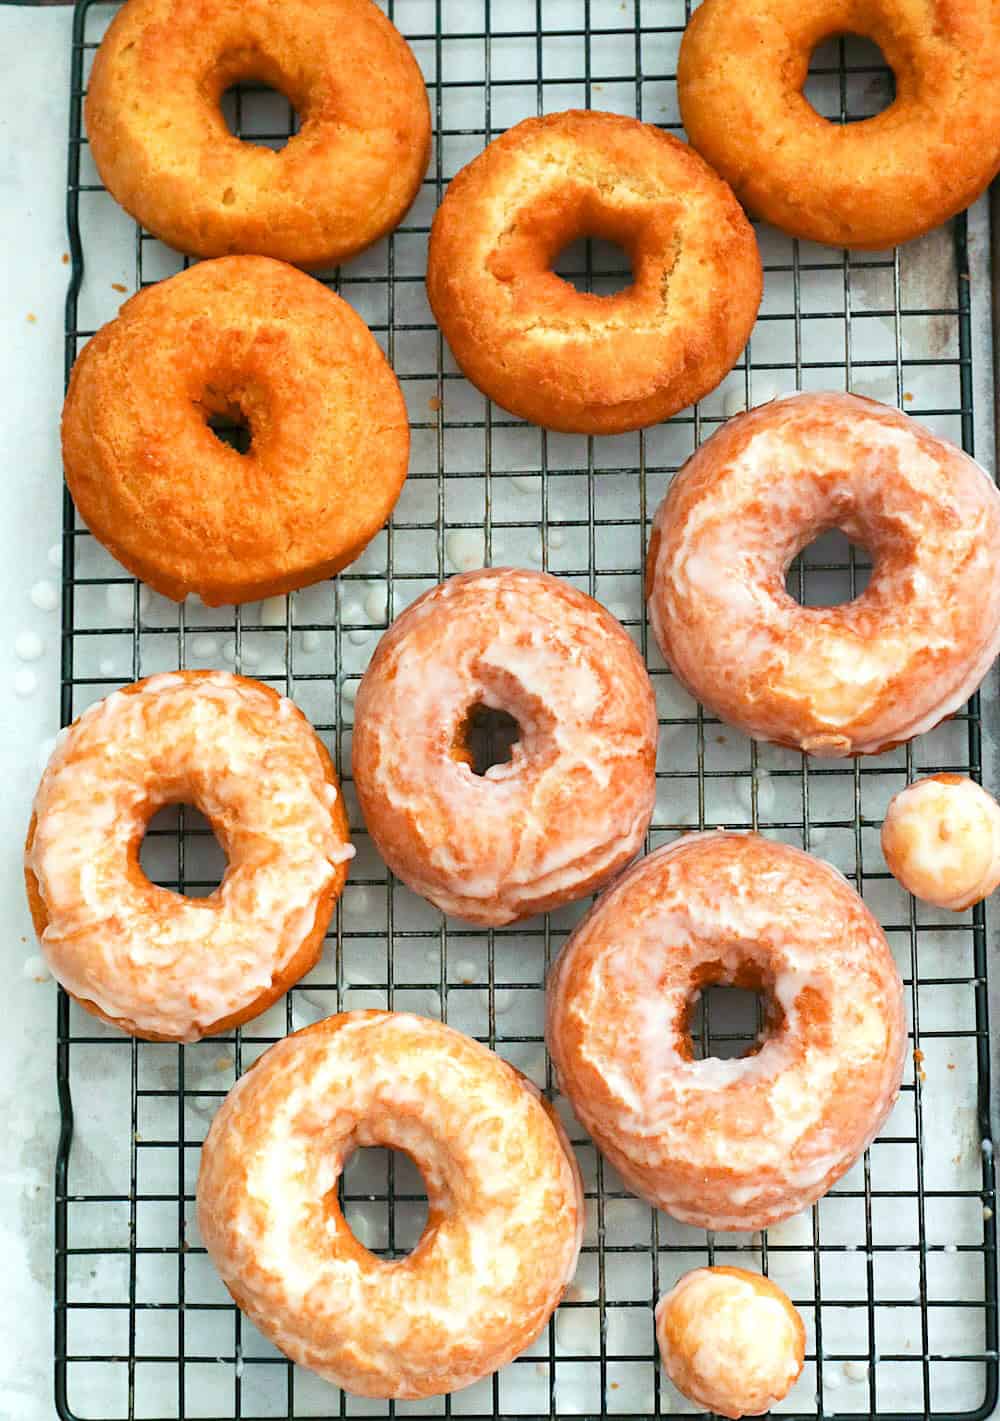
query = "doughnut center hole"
xmin=455 ymin=703 xmax=521 ymax=775
xmin=206 ymin=408 xmax=253 ymax=455
xmin=139 ymin=804 xmax=227 ymax=899
xmin=554 ymin=237 xmax=633 ymax=296
xmin=804 ymin=34 xmax=896 ymax=123
xmin=688 ymin=984 xmax=768 ymax=1061
xmin=785 ymin=528 xmax=873 ymax=606
xmin=220 ymin=81 xmax=301 ymax=152
xmin=340 ymin=1147 xmax=430 ymax=1260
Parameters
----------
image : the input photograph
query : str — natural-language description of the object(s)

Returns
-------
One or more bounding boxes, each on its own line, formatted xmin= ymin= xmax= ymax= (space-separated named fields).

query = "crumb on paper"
xmin=26 ymin=312 xmax=36 ymax=324
xmin=913 ymin=1047 xmax=926 ymax=1082
xmin=947 ymin=1062 xmax=956 ymax=1071
xmin=215 ymin=1055 xmax=230 ymax=1071
xmin=904 ymin=392 xmax=914 ymax=403
xmin=428 ymin=395 xmax=442 ymax=412
xmin=61 ymin=252 xmax=69 ymax=265
xmin=715 ymin=735 xmax=726 ymax=744
xmin=111 ymin=282 xmax=127 ymax=293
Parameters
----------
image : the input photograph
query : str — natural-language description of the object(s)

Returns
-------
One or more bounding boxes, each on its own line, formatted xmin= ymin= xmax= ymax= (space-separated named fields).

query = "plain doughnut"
xmin=427 ymin=110 xmax=761 ymax=434
xmin=85 ymin=0 xmax=431 ymax=268
xmin=678 ymin=0 xmax=1000 ymax=250
xmin=24 ymin=672 xmax=352 ymax=1043
xmin=882 ymin=774 xmax=1000 ymax=910
xmin=197 ymin=1011 xmax=583 ymax=1398
xmin=61 ymin=257 xmax=410 ymax=606
xmin=656 ymin=1267 xmax=805 ymax=1419
xmin=546 ymin=833 xmax=906 ymax=1230
xmin=646 ymin=393 xmax=1000 ymax=757
xmin=352 ymin=568 xmax=657 ymax=925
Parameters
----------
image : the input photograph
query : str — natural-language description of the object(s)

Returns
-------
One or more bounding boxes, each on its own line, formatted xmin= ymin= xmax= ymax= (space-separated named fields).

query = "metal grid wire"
xmin=56 ymin=2 xmax=998 ymax=1418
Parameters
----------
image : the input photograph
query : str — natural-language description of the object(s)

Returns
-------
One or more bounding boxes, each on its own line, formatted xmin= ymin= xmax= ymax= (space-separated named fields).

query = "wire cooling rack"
xmin=56 ymin=2 xmax=999 ymax=1419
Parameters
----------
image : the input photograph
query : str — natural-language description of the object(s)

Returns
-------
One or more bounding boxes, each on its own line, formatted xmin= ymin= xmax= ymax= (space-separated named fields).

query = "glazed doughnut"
xmin=62 ymin=257 xmax=410 ymax=606
xmin=678 ymin=0 xmax=1000 ymax=250
xmin=546 ymin=833 xmax=906 ymax=1230
xmin=656 ymin=1267 xmax=805 ymax=1419
xmin=352 ymin=568 xmax=657 ymax=925
xmin=647 ymin=393 xmax=1000 ymax=757
xmin=24 ymin=672 xmax=352 ymax=1043
xmin=85 ymin=0 xmax=430 ymax=268
xmin=426 ymin=110 xmax=761 ymax=434
xmin=197 ymin=1011 xmax=583 ymax=1398
xmin=882 ymin=775 xmax=1000 ymax=910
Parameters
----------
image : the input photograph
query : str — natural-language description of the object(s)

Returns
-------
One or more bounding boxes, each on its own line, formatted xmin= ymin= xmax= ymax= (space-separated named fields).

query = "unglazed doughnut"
xmin=678 ymin=0 xmax=1000 ymax=250
xmin=24 ymin=672 xmax=352 ymax=1042
xmin=882 ymin=775 xmax=1000 ymax=910
xmin=656 ymin=1267 xmax=805 ymax=1419
xmin=197 ymin=1011 xmax=583 ymax=1398
xmin=62 ymin=257 xmax=410 ymax=605
xmin=427 ymin=110 xmax=761 ymax=434
xmin=546 ymin=833 xmax=906 ymax=1230
xmin=85 ymin=0 xmax=430 ymax=268
xmin=352 ymin=568 xmax=657 ymax=925
xmin=647 ymin=393 xmax=1000 ymax=757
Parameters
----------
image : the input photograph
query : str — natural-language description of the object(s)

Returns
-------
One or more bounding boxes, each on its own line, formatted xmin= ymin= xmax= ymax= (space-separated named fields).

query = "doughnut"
xmin=677 ymin=0 xmax=1000 ymax=250
xmin=85 ymin=0 xmax=431 ymax=268
xmin=62 ymin=256 xmax=410 ymax=606
xmin=882 ymin=774 xmax=1000 ymax=910
xmin=656 ymin=1267 xmax=805 ymax=1419
xmin=546 ymin=832 xmax=906 ymax=1230
xmin=647 ymin=393 xmax=1000 ymax=757
xmin=351 ymin=568 xmax=657 ymax=925
xmin=426 ymin=110 xmax=762 ymax=434
xmin=24 ymin=671 xmax=352 ymax=1043
xmin=197 ymin=1011 xmax=583 ymax=1398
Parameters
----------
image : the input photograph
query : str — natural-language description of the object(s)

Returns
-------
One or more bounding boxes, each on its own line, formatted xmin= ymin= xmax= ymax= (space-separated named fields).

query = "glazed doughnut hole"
xmin=784 ymin=527 xmax=873 ymax=608
xmin=688 ymin=983 xmax=766 ymax=1062
xmin=340 ymin=1146 xmax=430 ymax=1258
xmin=454 ymin=702 xmax=522 ymax=775
xmin=138 ymin=804 xmax=227 ymax=899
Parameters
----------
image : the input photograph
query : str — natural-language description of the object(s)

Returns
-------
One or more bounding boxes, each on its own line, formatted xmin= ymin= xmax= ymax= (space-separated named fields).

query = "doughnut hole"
xmin=340 ymin=1146 xmax=431 ymax=1260
xmin=452 ymin=703 xmax=522 ymax=776
xmin=784 ymin=527 xmax=873 ymax=607
xmin=486 ymin=184 xmax=668 ymax=322
xmin=195 ymin=382 xmax=262 ymax=459
xmin=220 ymin=82 xmax=301 ymax=153
xmin=554 ymin=235 xmax=633 ymax=297
xmin=138 ymin=803 xmax=228 ymax=899
xmin=681 ymin=962 xmax=784 ymax=1063
xmin=804 ymin=33 xmax=896 ymax=124
xmin=211 ymin=49 xmax=310 ymax=156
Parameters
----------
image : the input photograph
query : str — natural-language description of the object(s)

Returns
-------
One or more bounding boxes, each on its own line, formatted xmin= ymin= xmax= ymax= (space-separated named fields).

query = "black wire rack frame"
xmin=55 ymin=2 xmax=998 ymax=1419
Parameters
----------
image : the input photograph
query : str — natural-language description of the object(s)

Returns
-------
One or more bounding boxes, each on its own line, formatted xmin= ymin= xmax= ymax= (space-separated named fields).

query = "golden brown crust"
xmin=25 ymin=673 xmax=350 ymax=1042
xmin=61 ymin=257 xmax=410 ymax=606
xmin=85 ymin=0 xmax=431 ymax=268
xmin=678 ymin=0 xmax=1000 ymax=250
xmin=426 ymin=110 xmax=762 ymax=434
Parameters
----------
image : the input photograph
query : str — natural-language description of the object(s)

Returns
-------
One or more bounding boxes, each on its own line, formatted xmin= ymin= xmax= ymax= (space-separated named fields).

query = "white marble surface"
xmin=0 ymin=9 xmax=73 ymax=1418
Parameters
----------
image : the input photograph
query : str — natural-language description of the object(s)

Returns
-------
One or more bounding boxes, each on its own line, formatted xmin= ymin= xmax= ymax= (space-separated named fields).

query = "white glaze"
xmin=30 ymin=580 xmax=58 ymax=612
xmin=546 ymin=833 xmax=907 ymax=1230
xmin=14 ymin=669 xmax=37 ymax=697
xmin=27 ymin=672 xmax=350 ymax=1041
xmin=15 ymin=631 xmax=43 ymax=662
xmin=445 ymin=529 xmax=487 ymax=573
xmin=47 ymin=542 xmax=63 ymax=570
xmin=648 ymin=393 xmax=1000 ymax=755
xmin=352 ymin=569 xmax=657 ymax=925
xmin=301 ymin=629 xmax=322 ymax=654
xmin=197 ymin=1012 xmax=584 ymax=1398
xmin=190 ymin=634 xmax=218 ymax=658
xmin=259 ymin=595 xmax=288 ymax=627
xmin=656 ymin=1268 xmax=804 ymax=1418
xmin=882 ymin=776 xmax=1000 ymax=910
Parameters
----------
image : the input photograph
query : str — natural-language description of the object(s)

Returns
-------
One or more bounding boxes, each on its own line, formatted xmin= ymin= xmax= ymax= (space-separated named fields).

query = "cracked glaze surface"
xmin=197 ymin=1011 xmax=583 ymax=1399
xmin=547 ymin=833 xmax=907 ymax=1230
xmin=352 ymin=568 xmax=657 ymax=926
xmin=647 ymin=393 xmax=1000 ymax=757
xmin=25 ymin=671 xmax=351 ymax=1042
